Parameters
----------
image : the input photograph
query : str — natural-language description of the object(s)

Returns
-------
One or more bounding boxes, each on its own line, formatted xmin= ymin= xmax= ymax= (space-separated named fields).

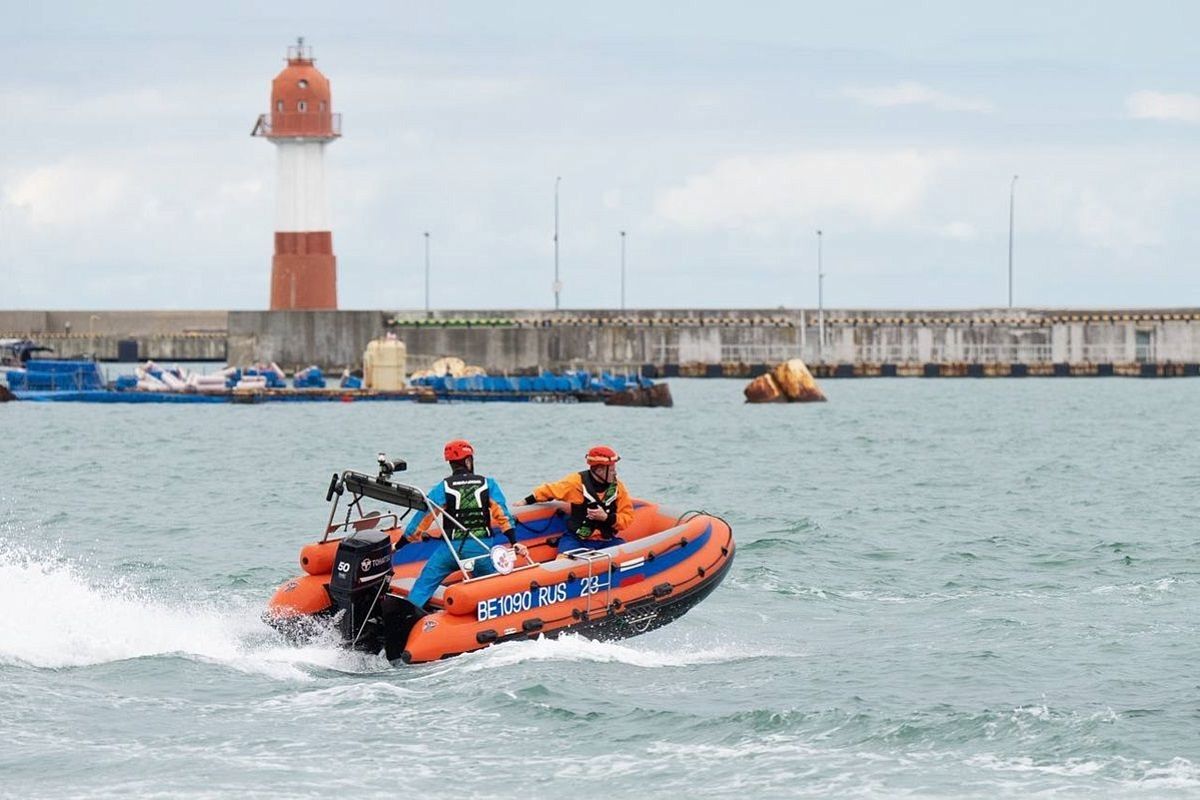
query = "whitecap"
xmin=0 ymin=539 xmax=372 ymax=681
xmin=455 ymin=632 xmax=773 ymax=671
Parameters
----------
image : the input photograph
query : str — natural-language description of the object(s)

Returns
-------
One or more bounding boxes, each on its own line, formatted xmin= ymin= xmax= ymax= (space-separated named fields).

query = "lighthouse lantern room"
xmin=252 ymin=38 xmax=341 ymax=310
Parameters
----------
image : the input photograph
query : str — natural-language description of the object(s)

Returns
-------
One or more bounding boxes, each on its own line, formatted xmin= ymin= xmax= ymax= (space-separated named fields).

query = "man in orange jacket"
xmin=516 ymin=445 xmax=633 ymax=554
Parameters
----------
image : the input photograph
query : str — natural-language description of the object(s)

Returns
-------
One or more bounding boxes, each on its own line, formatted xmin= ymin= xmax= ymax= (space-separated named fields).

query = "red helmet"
xmin=586 ymin=445 xmax=620 ymax=466
xmin=443 ymin=439 xmax=475 ymax=462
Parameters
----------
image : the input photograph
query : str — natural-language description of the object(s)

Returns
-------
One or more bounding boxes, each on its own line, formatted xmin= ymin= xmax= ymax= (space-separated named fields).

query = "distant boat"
xmin=1 ymin=338 xmax=52 ymax=389
xmin=0 ymin=338 xmax=54 ymax=369
xmin=2 ymin=339 xmax=105 ymax=392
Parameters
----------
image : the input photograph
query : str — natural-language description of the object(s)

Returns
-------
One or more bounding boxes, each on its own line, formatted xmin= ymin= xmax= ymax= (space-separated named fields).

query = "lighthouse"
xmin=252 ymin=38 xmax=340 ymax=310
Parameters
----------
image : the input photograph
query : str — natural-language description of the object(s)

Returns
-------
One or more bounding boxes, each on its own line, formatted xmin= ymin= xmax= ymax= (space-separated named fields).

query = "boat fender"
xmin=679 ymin=537 xmax=689 ymax=547
xmin=477 ymin=629 xmax=498 ymax=644
xmin=300 ymin=540 xmax=339 ymax=576
xmin=267 ymin=574 xmax=332 ymax=616
xmin=529 ymin=580 xmax=540 ymax=592
xmin=522 ymin=618 xmax=543 ymax=632
xmin=652 ymin=582 xmax=673 ymax=598
xmin=697 ymin=566 xmax=706 ymax=577
xmin=646 ymin=551 xmax=656 ymax=562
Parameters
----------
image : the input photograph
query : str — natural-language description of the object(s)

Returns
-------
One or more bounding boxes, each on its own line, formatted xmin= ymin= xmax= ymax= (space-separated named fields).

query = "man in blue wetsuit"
xmin=402 ymin=439 xmax=526 ymax=611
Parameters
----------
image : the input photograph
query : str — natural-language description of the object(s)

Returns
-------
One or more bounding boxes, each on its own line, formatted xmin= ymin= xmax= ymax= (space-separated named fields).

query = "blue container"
xmin=20 ymin=360 xmax=105 ymax=390
xmin=294 ymin=366 xmax=326 ymax=388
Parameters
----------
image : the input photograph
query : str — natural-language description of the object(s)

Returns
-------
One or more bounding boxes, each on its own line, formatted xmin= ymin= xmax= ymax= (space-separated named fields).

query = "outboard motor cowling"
xmin=328 ymin=530 xmax=393 ymax=648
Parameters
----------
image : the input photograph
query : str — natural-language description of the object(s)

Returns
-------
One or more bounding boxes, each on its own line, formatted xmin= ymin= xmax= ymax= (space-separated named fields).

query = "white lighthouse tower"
xmin=252 ymin=38 xmax=341 ymax=309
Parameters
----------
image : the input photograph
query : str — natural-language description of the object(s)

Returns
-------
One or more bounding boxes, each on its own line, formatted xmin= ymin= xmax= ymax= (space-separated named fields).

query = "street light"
xmin=1008 ymin=174 xmax=1018 ymax=309
xmin=817 ymin=230 xmax=825 ymax=363
xmin=553 ymin=176 xmax=562 ymax=310
xmin=88 ymin=314 xmax=100 ymax=360
xmin=423 ymin=232 xmax=431 ymax=314
xmin=620 ymin=231 xmax=627 ymax=312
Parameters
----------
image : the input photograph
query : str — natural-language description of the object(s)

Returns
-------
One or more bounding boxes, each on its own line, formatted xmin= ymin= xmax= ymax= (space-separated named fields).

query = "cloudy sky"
xmin=2 ymin=1 xmax=1197 ymax=310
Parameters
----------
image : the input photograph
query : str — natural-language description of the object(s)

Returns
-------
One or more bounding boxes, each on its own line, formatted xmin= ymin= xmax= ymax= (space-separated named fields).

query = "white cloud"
xmin=654 ymin=149 xmax=954 ymax=232
xmin=939 ymin=221 xmax=977 ymax=240
xmin=1072 ymin=188 xmax=1164 ymax=249
xmin=4 ymin=163 xmax=136 ymax=227
xmin=842 ymin=81 xmax=995 ymax=113
xmin=1126 ymin=90 xmax=1200 ymax=123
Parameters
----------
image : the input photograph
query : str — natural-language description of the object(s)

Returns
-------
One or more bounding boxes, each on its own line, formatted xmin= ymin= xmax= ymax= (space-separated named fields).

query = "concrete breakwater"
xmin=3 ymin=307 xmax=1199 ymax=376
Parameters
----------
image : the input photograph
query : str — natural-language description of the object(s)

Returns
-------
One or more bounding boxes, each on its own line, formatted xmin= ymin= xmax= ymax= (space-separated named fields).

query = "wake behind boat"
xmin=266 ymin=456 xmax=735 ymax=663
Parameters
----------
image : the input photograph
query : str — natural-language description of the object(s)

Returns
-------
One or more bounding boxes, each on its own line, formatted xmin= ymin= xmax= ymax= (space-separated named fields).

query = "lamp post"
xmin=553 ymin=176 xmax=562 ymax=310
xmin=423 ymin=231 xmax=430 ymax=314
xmin=817 ymin=230 xmax=825 ymax=363
xmin=1008 ymin=174 xmax=1018 ymax=309
xmin=620 ymin=230 xmax=627 ymax=311
xmin=88 ymin=314 xmax=100 ymax=360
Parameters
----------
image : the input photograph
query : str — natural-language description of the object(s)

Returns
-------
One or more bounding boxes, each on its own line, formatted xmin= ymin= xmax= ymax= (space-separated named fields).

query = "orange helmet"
xmin=443 ymin=439 xmax=475 ymax=462
xmin=586 ymin=445 xmax=620 ymax=466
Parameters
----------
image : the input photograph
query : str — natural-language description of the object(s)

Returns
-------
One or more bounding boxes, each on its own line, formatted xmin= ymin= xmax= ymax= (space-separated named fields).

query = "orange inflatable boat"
xmin=266 ymin=457 xmax=735 ymax=663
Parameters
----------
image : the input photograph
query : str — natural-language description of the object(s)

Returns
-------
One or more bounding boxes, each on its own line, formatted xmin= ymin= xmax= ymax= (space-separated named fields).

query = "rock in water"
xmin=604 ymin=382 xmax=674 ymax=408
xmin=772 ymin=359 xmax=826 ymax=402
xmin=0 ymin=385 xmax=13 ymax=402
xmin=743 ymin=373 xmax=786 ymax=403
xmin=429 ymin=356 xmax=467 ymax=377
xmin=647 ymin=383 xmax=674 ymax=407
xmin=744 ymin=359 xmax=827 ymax=403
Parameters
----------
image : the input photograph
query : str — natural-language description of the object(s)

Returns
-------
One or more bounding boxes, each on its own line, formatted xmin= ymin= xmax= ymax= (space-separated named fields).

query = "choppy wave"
xmin=0 ymin=540 xmax=371 ymax=680
xmin=456 ymin=631 xmax=775 ymax=671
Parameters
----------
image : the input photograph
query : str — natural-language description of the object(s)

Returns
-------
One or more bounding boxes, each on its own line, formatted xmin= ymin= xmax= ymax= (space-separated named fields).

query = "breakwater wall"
xmin=4 ymin=308 xmax=1200 ymax=375
xmin=0 ymin=310 xmax=227 ymax=362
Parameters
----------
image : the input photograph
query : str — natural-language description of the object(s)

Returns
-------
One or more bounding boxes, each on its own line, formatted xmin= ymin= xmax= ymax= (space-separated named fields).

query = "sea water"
xmin=2 ymin=378 xmax=1198 ymax=798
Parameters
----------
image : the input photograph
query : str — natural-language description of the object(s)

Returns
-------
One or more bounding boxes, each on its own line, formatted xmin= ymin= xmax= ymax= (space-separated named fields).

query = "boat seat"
xmin=388 ymin=576 xmax=446 ymax=609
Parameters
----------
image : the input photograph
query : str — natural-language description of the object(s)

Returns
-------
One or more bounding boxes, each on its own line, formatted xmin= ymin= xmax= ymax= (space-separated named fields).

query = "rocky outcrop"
xmin=604 ymin=382 xmax=674 ymax=408
xmin=411 ymin=356 xmax=486 ymax=380
xmin=744 ymin=359 xmax=827 ymax=403
xmin=743 ymin=374 xmax=785 ymax=403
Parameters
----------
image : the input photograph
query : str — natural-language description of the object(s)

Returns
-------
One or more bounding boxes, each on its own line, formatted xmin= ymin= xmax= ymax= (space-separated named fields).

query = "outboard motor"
xmin=328 ymin=530 xmax=394 ymax=650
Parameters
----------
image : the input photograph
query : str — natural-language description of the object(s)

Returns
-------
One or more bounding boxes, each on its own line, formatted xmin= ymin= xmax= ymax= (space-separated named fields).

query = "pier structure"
xmin=4 ymin=308 xmax=1199 ymax=378
xmin=251 ymin=38 xmax=340 ymax=310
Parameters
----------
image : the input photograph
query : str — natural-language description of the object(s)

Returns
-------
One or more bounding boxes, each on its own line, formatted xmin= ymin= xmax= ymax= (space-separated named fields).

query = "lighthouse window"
xmin=298 ymin=100 xmax=308 ymax=112
xmin=298 ymin=79 xmax=309 ymax=89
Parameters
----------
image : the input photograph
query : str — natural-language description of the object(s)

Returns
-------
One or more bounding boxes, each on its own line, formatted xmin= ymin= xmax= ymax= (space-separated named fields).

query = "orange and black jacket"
xmin=525 ymin=470 xmax=633 ymax=540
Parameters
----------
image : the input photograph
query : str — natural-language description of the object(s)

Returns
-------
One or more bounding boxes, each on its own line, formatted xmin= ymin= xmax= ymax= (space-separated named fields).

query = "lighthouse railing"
xmin=252 ymin=112 xmax=342 ymax=138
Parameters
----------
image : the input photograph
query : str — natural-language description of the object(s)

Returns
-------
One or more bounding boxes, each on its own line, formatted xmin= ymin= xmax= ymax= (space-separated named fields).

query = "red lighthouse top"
xmin=252 ymin=38 xmax=341 ymax=141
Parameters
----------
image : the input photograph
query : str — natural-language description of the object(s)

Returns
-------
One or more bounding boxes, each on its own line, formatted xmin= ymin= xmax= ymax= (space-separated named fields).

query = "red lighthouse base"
xmin=270 ymin=231 xmax=338 ymax=310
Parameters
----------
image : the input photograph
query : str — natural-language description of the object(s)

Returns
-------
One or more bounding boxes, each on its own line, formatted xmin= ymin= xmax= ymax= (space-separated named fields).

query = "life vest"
xmin=441 ymin=472 xmax=491 ymax=543
xmin=568 ymin=470 xmax=619 ymax=540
